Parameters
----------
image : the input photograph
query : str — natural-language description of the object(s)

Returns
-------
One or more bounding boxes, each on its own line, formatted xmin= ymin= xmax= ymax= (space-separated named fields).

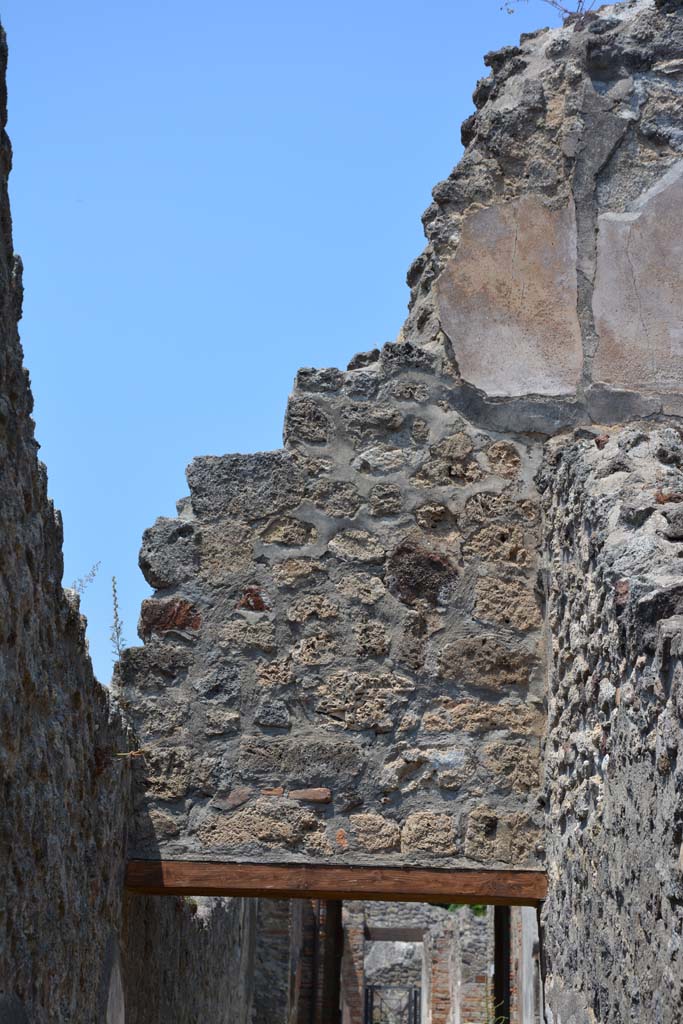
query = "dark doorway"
xmin=494 ymin=905 xmax=512 ymax=1024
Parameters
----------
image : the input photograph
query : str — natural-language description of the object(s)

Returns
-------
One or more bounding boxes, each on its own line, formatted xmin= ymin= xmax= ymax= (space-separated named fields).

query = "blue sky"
xmin=3 ymin=0 xmax=553 ymax=683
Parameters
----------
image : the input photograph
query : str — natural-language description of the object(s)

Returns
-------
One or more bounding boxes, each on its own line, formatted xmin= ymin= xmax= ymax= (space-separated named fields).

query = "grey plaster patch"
xmin=593 ymin=161 xmax=683 ymax=394
xmin=435 ymin=196 xmax=583 ymax=398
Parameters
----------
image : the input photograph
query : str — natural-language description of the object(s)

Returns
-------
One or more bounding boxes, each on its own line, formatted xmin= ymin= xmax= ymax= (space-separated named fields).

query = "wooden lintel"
xmin=125 ymin=860 xmax=547 ymax=907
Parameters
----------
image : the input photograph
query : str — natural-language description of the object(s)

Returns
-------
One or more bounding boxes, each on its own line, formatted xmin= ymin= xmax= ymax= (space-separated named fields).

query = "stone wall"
xmin=122 ymin=0 xmax=683 ymax=879
xmin=0 ymin=25 xmax=257 ymax=1021
xmin=122 ymin=895 xmax=257 ymax=1024
xmin=541 ymin=424 xmax=683 ymax=1023
xmin=5 ymin=0 xmax=683 ymax=1021
xmin=120 ymin=353 xmax=546 ymax=868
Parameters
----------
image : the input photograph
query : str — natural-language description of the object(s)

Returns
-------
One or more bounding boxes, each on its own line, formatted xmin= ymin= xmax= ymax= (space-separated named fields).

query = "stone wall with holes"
xmin=119 ymin=354 xmax=547 ymax=868
xmin=541 ymin=425 xmax=683 ymax=1023
xmin=0 ymin=25 xmax=259 ymax=1022
xmin=121 ymin=0 xmax=683 ymax=877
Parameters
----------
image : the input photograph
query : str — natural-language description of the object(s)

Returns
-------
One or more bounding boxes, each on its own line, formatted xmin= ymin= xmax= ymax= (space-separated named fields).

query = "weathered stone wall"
xmin=364 ymin=940 xmax=422 ymax=987
xmin=0 ymin=26 xmax=257 ymax=1021
xmin=541 ymin=424 xmax=683 ymax=1023
xmin=122 ymin=894 xmax=257 ymax=1024
xmin=122 ymin=0 xmax=683 ymax=879
xmin=120 ymin=356 xmax=546 ymax=868
xmin=5 ymin=0 xmax=683 ymax=1020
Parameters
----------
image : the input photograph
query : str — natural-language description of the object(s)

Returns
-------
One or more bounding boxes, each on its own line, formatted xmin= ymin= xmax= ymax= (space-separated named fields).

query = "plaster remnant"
xmin=435 ymin=196 xmax=583 ymax=398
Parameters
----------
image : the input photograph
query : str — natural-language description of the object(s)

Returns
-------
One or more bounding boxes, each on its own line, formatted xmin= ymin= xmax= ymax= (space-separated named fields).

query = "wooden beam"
xmin=365 ymin=926 xmax=426 ymax=942
xmin=125 ymin=860 xmax=547 ymax=906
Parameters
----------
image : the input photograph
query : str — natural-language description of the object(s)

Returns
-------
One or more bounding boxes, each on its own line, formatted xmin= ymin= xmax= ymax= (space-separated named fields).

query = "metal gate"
xmin=364 ymin=985 xmax=421 ymax=1024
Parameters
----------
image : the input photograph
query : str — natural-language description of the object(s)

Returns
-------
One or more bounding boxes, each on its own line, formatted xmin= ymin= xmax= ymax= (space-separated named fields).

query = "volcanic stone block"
xmin=188 ymin=451 xmax=306 ymax=520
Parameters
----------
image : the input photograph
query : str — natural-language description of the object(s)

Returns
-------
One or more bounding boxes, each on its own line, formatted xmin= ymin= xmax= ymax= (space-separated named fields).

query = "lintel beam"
xmin=125 ymin=860 xmax=547 ymax=907
xmin=365 ymin=926 xmax=426 ymax=942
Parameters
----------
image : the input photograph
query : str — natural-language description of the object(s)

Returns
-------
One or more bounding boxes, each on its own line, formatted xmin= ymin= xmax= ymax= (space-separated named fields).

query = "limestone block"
xmin=340 ymin=403 xmax=404 ymax=444
xmin=336 ymin=572 xmax=387 ymax=605
xmin=415 ymin=503 xmax=459 ymax=532
xmin=485 ymin=441 xmax=522 ymax=478
xmin=593 ymin=163 xmax=683 ymax=394
xmin=482 ymin=739 xmax=541 ymax=794
xmin=198 ymin=798 xmax=323 ymax=850
xmin=475 ymin=576 xmax=541 ymax=631
xmin=370 ymin=483 xmax=403 ymax=516
xmin=259 ymin=516 xmax=317 ymax=546
xmin=220 ymin=618 xmax=276 ymax=652
xmin=328 ymin=529 xmax=386 ymax=563
xmin=421 ymin=697 xmax=544 ymax=736
xmin=464 ymin=521 xmax=530 ymax=566
xmin=292 ymin=632 xmax=337 ymax=666
xmin=271 ymin=559 xmax=326 ymax=587
xmin=307 ymin=478 xmax=363 ymax=517
xmin=435 ymin=196 xmax=583 ymax=397
xmin=465 ymin=492 xmax=538 ymax=525
xmin=353 ymin=618 xmax=390 ymax=657
xmin=315 ymin=669 xmax=414 ymax=732
xmin=464 ymin=806 xmax=539 ymax=864
xmin=199 ymin=520 xmax=254 ymax=581
xmin=401 ymin=812 xmax=458 ymax=855
xmin=287 ymin=595 xmax=338 ymax=622
xmin=438 ymin=635 xmax=533 ymax=690
xmin=256 ymin=656 xmax=295 ymax=687
xmin=350 ymin=813 xmax=401 ymax=851
xmin=413 ymin=433 xmax=482 ymax=486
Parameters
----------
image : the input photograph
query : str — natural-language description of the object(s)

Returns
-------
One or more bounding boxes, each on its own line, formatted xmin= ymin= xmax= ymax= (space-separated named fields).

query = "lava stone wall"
xmin=0 ymin=25 xmax=257 ymax=1022
xmin=120 ymin=352 xmax=546 ymax=868
xmin=122 ymin=0 xmax=683 ymax=877
xmin=541 ymin=425 xmax=683 ymax=1023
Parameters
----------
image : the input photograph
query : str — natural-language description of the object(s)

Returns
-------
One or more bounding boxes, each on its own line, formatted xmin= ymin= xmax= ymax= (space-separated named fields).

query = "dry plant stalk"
xmin=110 ymin=575 xmax=126 ymax=660
xmin=502 ymin=0 xmax=598 ymax=18
xmin=71 ymin=560 xmax=101 ymax=595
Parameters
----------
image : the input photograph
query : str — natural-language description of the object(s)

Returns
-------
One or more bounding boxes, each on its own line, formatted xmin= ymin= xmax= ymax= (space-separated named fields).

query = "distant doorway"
xmin=364 ymin=985 xmax=421 ymax=1024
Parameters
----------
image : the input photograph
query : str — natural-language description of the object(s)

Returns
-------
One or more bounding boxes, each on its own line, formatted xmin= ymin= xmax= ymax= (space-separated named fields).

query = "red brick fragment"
xmin=236 ymin=586 xmax=269 ymax=612
xmin=140 ymin=598 xmax=201 ymax=637
xmin=288 ymin=787 xmax=332 ymax=803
